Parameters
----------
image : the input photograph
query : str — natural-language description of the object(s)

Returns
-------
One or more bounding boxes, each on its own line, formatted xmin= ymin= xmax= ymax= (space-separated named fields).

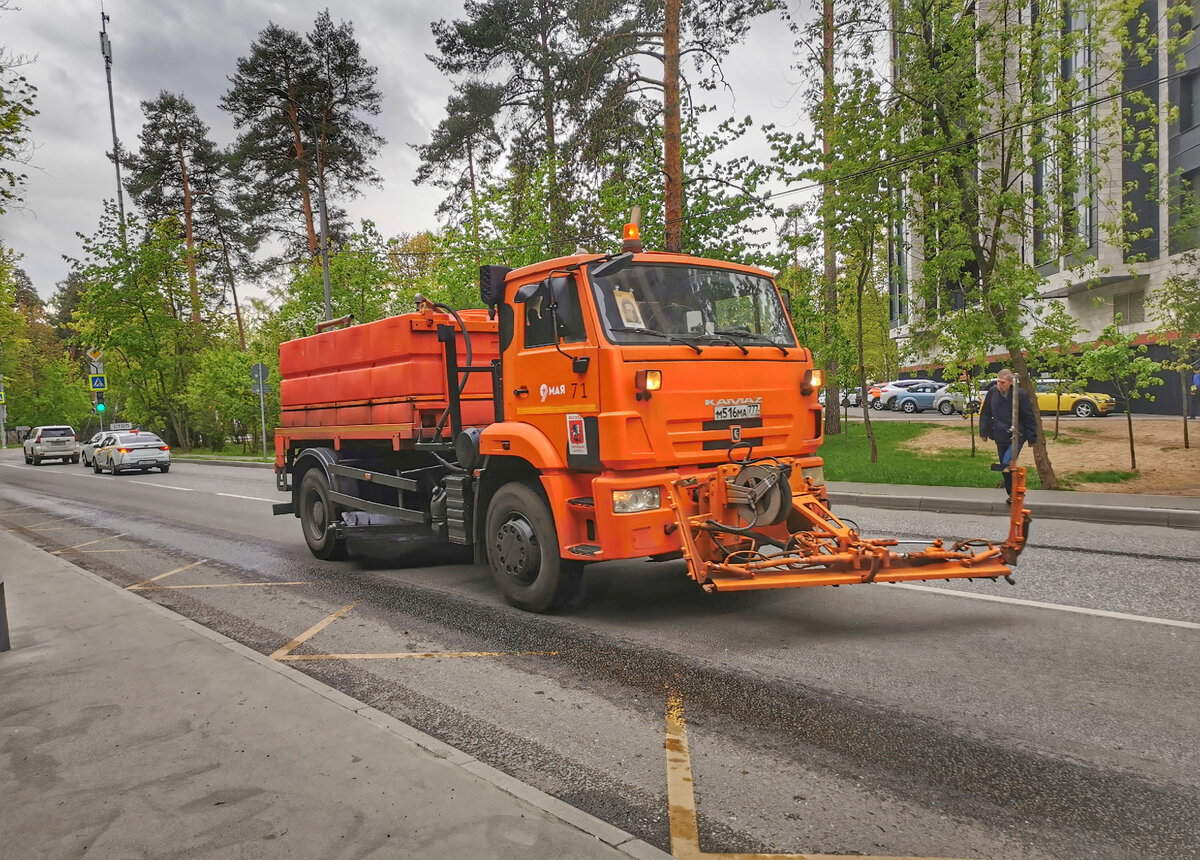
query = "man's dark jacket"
xmin=979 ymin=384 xmax=1038 ymax=444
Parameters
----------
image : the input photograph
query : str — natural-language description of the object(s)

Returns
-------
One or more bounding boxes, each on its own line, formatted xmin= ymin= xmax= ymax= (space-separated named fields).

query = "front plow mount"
xmin=667 ymin=460 xmax=1030 ymax=593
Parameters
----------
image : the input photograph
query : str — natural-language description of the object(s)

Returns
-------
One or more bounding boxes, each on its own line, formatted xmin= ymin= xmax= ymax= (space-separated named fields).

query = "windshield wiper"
xmin=693 ymin=333 xmax=749 ymax=355
xmin=712 ymin=329 xmax=789 ymax=355
xmin=613 ymin=326 xmax=703 ymax=354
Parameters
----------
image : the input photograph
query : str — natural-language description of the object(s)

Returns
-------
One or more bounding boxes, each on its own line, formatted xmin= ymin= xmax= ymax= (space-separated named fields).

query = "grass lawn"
xmin=817 ymin=420 xmax=1044 ymax=490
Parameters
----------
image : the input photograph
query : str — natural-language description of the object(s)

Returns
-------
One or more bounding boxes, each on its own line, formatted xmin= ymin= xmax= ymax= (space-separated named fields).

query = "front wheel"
xmin=93 ymin=458 xmax=103 ymax=474
xmin=298 ymin=468 xmax=348 ymax=560
xmin=901 ymin=400 xmax=918 ymax=414
xmin=1073 ymin=400 xmax=1097 ymax=418
xmin=938 ymin=400 xmax=955 ymax=415
xmin=485 ymin=482 xmax=583 ymax=612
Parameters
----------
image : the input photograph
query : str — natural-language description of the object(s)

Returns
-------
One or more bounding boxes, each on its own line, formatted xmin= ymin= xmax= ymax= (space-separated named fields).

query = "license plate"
xmin=713 ymin=403 xmax=760 ymax=421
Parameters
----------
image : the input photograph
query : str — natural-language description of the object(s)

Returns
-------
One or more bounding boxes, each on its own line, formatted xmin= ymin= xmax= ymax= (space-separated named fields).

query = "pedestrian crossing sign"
xmin=90 ymin=374 xmax=107 ymax=391
xmin=0 ymin=390 xmax=5 ymax=404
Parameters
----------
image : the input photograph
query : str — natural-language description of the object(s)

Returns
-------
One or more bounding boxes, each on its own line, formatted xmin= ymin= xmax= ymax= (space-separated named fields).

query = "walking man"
xmin=979 ymin=369 xmax=1038 ymax=504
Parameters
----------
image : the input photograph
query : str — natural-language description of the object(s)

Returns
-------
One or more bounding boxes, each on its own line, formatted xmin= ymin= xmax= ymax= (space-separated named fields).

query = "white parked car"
xmin=23 ymin=425 xmax=80 ymax=465
xmin=92 ymin=431 xmax=172 ymax=474
xmin=80 ymin=431 xmax=106 ymax=467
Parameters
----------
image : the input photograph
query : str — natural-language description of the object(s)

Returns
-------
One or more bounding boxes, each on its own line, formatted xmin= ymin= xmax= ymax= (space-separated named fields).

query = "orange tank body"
xmin=278 ymin=309 xmax=499 ymax=440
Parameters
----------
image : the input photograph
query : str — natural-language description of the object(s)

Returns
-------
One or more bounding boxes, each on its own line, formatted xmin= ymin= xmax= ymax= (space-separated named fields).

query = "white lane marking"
xmin=892 ymin=583 xmax=1200 ymax=630
xmin=216 ymin=492 xmax=277 ymax=503
xmin=1 ymin=463 xmax=30 ymax=468
xmin=128 ymin=480 xmax=194 ymax=492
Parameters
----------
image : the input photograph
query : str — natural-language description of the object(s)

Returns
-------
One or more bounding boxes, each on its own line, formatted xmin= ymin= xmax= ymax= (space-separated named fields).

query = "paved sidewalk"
xmin=0 ymin=530 xmax=666 ymax=859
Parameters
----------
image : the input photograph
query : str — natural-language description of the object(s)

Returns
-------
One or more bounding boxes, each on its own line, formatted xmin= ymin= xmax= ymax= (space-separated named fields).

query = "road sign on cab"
xmin=89 ymin=374 xmax=107 ymax=391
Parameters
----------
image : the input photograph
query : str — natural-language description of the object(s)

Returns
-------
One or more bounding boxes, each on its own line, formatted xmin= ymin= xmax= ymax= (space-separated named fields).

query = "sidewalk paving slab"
xmin=0 ymin=529 xmax=668 ymax=860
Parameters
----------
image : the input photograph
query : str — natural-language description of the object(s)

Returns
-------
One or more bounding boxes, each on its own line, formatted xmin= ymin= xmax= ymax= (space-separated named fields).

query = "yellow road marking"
xmin=127 ymin=560 xmax=207 ymax=590
xmin=136 ymin=581 xmax=312 ymax=591
xmin=277 ymin=650 xmax=559 ymax=661
xmin=666 ymin=688 xmax=703 ymax=858
xmin=51 ymin=533 xmax=126 ymax=554
xmin=664 ymin=689 xmax=985 ymax=860
xmin=270 ymin=601 xmax=360 ymax=660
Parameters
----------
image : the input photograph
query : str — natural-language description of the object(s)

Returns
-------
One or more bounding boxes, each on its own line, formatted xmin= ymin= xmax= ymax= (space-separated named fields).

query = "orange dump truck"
xmin=273 ymin=239 xmax=1029 ymax=611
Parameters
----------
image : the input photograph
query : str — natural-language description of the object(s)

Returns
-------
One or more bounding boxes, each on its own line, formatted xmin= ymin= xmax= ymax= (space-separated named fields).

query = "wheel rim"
xmin=904 ymin=402 xmax=915 ymax=413
xmin=1076 ymin=402 xmax=1094 ymax=417
xmin=495 ymin=515 xmax=540 ymax=585
xmin=305 ymin=491 xmax=328 ymax=540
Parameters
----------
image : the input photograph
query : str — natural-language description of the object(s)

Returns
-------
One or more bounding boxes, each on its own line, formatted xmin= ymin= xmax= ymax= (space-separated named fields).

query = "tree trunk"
xmin=1181 ymin=370 xmax=1190 ymax=450
xmin=821 ymin=0 xmax=840 ymax=435
xmin=1126 ymin=408 xmax=1137 ymax=470
xmin=538 ymin=8 xmax=561 ymax=251
xmin=663 ymin=0 xmax=683 ymax=253
xmin=855 ymin=257 xmax=877 ymax=462
xmin=1008 ymin=348 xmax=1059 ymax=489
xmin=221 ymin=240 xmax=247 ymax=351
xmin=286 ymin=84 xmax=319 ymax=257
xmin=174 ymin=135 xmax=202 ymax=324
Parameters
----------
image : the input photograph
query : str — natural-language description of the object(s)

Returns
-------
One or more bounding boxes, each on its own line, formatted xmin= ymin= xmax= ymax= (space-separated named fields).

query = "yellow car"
xmin=1033 ymin=379 xmax=1116 ymax=417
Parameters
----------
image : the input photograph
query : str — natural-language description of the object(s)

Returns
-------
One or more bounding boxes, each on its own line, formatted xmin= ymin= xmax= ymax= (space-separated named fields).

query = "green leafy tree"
xmin=122 ymin=91 xmax=228 ymax=323
xmin=221 ymin=12 xmax=383 ymax=262
xmin=1153 ymin=256 xmax=1200 ymax=448
xmin=1026 ymin=302 xmax=1085 ymax=440
xmin=71 ymin=209 xmax=200 ymax=446
xmin=1078 ymin=318 xmax=1164 ymax=470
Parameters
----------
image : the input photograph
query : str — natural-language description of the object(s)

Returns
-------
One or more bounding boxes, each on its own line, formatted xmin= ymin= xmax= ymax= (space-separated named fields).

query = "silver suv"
xmin=23 ymin=425 xmax=81 ymax=465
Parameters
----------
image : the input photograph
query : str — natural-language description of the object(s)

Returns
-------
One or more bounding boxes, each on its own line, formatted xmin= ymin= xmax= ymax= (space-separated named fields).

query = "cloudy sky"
xmin=2 ymin=0 xmax=807 ymax=301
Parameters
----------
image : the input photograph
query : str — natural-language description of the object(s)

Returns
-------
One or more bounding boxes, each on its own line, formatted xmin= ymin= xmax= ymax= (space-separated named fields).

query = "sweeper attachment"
xmin=667 ymin=457 xmax=1030 ymax=593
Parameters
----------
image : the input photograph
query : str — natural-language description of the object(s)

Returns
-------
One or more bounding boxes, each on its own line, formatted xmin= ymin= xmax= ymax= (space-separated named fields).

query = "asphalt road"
xmin=1 ymin=450 xmax=1197 ymax=859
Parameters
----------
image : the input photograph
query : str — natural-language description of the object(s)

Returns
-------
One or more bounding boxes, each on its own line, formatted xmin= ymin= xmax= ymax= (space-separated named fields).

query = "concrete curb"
xmin=12 ymin=535 xmax=669 ymax=860
xmin=828 ymin=491 xmax=1200 ymax=530
xmin=173 ymin=457 xmax=273 ymax=469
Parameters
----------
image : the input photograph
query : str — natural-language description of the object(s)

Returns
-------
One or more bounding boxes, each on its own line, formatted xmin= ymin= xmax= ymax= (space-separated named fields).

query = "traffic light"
xmin=96 ymin=393 xmax=106 ymax=413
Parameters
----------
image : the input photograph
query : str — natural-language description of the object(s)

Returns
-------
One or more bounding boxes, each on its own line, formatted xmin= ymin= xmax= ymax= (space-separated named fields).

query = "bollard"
xmin=0 ymin=574 xmax=10 ymax=652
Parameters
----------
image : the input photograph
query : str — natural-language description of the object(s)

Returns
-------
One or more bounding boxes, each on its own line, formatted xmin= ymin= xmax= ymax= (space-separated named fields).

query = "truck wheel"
xmin=485 ymin=482 xmax=583 ymax=612
xmin=299 ymin=469 xmax=348 ymax=560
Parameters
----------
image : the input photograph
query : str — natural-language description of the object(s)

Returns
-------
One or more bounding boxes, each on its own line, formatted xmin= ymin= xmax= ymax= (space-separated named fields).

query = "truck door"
xmin=508 ymin=274 xmax=601 ymax=468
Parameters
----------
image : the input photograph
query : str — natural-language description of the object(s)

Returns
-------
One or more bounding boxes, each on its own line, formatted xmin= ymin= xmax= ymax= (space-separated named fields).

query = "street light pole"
xmin=0 ymin=338 xmax=7 ymax=450
xmin=99 ymin=9 xmax=126 ymax=227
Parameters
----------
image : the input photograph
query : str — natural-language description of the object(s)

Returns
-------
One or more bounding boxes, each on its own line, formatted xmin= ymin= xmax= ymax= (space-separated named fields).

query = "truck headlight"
xmin=612 ymin=487 xmax=661 ymax=513
xmin=801 ymin=465 xmax=825 ymax=488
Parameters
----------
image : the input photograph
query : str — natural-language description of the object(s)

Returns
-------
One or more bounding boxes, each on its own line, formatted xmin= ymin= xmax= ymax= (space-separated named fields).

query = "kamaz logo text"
xmin=705 ymin=397 xmax=762 ymax=406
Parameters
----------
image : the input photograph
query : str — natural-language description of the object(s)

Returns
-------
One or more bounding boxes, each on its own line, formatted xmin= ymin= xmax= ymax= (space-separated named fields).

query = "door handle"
xmin=513 ymin=386 xmax=529 ymax=397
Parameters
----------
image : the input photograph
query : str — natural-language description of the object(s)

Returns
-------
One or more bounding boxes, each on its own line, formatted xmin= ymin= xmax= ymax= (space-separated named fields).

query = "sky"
xmin=2 ymin=0 xmax=808 ymax=302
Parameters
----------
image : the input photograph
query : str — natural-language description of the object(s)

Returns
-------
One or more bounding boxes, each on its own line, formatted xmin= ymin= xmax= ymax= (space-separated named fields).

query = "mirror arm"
xmin=547 ymin=300 xmax=590 ymax=374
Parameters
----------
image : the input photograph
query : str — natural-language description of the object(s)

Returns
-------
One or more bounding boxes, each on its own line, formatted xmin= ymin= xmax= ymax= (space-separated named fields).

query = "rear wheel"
xmin=32 ymin=455 xmax=42 ymax=466
xmin=485 ymin=482 xmax=583 ymax=613
xmin=298 ymin=468 xmax=348 ymax=560
xmin=902 ymin=399 xmax=918 ymax=414
xmin=1073 ymin=400 xmax=1097 ymax=418
xmin=938 ymin=400 xmax=955 ymax=415
xmin=160 ymin=464 xmax=170 ymax=473
xmin=71 ymin=455 xmax=80 ymax=464
xmin=871 ymin=399 xmax=884 ymax=411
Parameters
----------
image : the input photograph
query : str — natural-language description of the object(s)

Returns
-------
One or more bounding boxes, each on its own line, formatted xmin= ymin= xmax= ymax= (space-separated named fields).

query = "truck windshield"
xmin=587 ymin=261 xmax=796 ymax=350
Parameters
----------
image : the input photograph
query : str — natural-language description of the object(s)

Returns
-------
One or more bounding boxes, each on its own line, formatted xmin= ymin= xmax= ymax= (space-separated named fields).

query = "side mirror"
xmin=591 ymin=251 xmax=634 ymax=279
xmin=779 ymin=287 xmax=793 ymax=316
xmin=514 ymin=281 xmax=544 ymax=304
xmin=548 ymin=276 xmax=576 ymax=333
